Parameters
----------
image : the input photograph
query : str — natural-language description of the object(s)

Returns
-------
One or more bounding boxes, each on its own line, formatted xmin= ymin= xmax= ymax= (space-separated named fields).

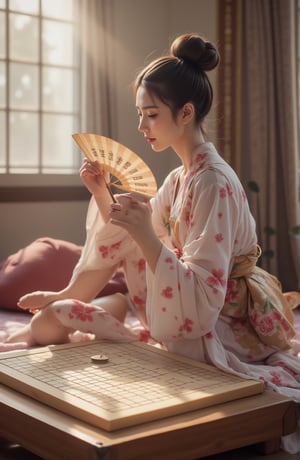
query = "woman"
xmin=4 ymin=33 xmax=300 ymax=452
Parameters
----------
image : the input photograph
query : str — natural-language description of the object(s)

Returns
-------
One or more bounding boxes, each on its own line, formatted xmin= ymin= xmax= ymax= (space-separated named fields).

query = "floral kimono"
xmin=54 ymin=142 xmax=300 ymax=451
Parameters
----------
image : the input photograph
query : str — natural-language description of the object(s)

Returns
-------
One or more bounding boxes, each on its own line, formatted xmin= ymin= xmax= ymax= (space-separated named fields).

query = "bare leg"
xmin=3 ymin=323 xmax=36 ymax=347
xmin=91 ymin=293 xmax=128 ymax=322
xmin=52 ymin=294 xmax=134 ymax=342
xmin=5 ymin=306 xmax=73 ymax=347
xmin=18 ymin=265 xmax=118 ymax=311
xmin=4 ymin=293 xmax=130 ymax=348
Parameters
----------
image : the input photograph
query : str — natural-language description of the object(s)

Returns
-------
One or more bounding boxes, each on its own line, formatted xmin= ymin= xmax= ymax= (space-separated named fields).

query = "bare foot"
xmin=4 ymin=324 xmax=36 ymax=347
xmin=18 ymin=290 xmax=59 ymax=311
xmin=0 ymin=342 xmax=29 ymax=352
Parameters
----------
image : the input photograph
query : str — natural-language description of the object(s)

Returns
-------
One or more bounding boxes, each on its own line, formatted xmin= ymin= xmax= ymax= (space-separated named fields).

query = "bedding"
xmin=1 ymin=304 xmax=300 ymax=352
xmin=0 ymin=237 xmax=129 ymax=350
xmin=0 ymin=237 xmax=127 ymax=311
xmin=0 ymin=238 xmax=82 ymax=311
xmin=0 ymin=237 xmax=299 ymax=354
xmin=0 ymin=310 xmax=31 ymax=343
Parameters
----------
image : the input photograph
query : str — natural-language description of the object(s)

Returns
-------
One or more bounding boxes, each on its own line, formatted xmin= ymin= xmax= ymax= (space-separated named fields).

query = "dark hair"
xmin=133 ymin=33 xmax=219 ymax=129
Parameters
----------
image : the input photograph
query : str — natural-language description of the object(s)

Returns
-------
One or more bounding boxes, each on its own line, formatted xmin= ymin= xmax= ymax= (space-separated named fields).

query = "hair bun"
xmin=170 ymin=33 xmax=219 ymax=71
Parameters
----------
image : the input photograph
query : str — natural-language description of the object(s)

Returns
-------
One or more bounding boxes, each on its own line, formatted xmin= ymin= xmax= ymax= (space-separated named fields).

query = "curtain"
xmin=217 ymin=0 xmax=243 ymax=175
xmin=79 ymin=0 xmax=117 ymax=138
xmin=218 ymin=0 xmax=300 ymax=291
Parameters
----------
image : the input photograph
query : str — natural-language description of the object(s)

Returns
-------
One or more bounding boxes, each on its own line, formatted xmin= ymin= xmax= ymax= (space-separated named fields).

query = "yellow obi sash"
xmin=221 ymin=246 xmax=299 ymax=351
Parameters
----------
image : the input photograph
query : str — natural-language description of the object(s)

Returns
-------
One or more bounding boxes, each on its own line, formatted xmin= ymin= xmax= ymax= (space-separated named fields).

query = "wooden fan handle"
xmin=105 ymin=180 xmax=117 ymax=203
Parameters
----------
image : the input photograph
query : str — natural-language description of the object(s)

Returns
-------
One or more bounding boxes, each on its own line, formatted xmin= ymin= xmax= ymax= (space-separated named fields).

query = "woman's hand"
xmin=109 ymin=194 xmax=152 ymax=240
xmin=109 ymin=194 xmax=162 ymax=272
xmin=80 ymin=159 xmax=115 ymax=221
xmin=80 ymin=159 xmax=110 ymax=197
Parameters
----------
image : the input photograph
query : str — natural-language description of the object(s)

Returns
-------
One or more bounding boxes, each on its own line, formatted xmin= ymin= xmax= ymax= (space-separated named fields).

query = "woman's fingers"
xmin=80 ymin=159 xmax=101 ymax=176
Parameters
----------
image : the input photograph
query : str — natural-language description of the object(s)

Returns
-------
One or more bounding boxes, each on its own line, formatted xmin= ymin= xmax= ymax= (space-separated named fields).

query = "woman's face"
xmin=136 ymin=86 xmax=184 ymax=152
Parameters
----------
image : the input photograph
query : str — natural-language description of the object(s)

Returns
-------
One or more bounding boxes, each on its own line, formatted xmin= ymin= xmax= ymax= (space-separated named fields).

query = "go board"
xmin=0 ymin=341 xmax=264 ymax=431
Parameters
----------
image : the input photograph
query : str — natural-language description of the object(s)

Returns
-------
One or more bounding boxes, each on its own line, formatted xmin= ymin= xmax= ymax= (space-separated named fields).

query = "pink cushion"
xmin=0 ymin=237 xmax=127 ymax=312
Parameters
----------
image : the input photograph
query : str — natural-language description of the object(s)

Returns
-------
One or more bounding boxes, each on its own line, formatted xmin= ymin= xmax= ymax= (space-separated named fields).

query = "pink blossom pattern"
xmin=133 ymin=258 xmax=146 ymax=273
xmin=186 ymin=154 xmax=208 ymax=183
xmin=179 ymin=318 xmax=194 ymax=333
xmin=133 ymin=295 xmax=145 ymax=308
xmin=215 ymin=233 xmax=224 ymax=243
xmin=257 ymin=316 xmax=274 ymax=335
xmin=277 ymin=361 xmax=298 ymax=377
xmin=161 ymin=286 xmax=173 ymax=299
xmin=219 ymin=182 xmax=233 ymax=199
xmin=98 ymin=245 xmax=109 ymax=258
xmin=181 ymin=193 xmax=193 ymax=226
xmin=98 ymin=241 xmax=121 ymax=260
xmin=165 ymin=256 xmax=174 ymax=270
xmin=139 ymin=329 xmax=151 ymax=343
xmin=225 ymin=279 xmax=238 ymax=305
xmin=173 ymin=247 xmax=182 ymax=259
xmin=205 ymin=331 xmax=213 ymax=339
xmin=68 ymin=300 xmax=96 ymax=322
xmin=249 ymin=297 xmax=292 ymax=339
xmin=185 ymin=267 xmax=193 ymax=280
xmin=226 ymin=182 xmax=233 ymax=197
xmin=219 ymin=187 xmax=227 ymax=199
xmin=206 ymin=269 xmax=227 ymax=294
xmin=194 ymin=152 xmax=208 ymax=164
xmin=270 ymin=371 xmax=283 ymax=385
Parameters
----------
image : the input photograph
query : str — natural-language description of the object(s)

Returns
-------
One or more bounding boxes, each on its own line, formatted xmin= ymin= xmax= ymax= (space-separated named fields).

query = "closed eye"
xmin=137 ymin=111 xmax=158 ymax=119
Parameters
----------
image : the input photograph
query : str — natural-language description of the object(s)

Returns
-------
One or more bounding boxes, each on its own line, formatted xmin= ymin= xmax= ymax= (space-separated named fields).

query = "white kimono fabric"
xmin=54 ymin=143 xmax=300 ymax=452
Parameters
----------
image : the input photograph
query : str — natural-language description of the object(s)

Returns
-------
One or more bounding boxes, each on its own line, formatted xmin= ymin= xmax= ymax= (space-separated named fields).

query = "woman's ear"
xmin=181 ymin=102 xmax=195 ymax=124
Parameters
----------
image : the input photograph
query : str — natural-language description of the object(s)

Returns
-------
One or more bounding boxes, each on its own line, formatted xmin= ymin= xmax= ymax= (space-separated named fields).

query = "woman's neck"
xmin=173 ymin=129 xmax=206 ymax=171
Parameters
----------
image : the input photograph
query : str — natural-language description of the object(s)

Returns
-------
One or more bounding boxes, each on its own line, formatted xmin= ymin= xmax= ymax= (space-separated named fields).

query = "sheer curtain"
xmin=79 ymin=0 xmax=117 ymax=138
xmin=218 ymin=0 xmax=300 ymax=291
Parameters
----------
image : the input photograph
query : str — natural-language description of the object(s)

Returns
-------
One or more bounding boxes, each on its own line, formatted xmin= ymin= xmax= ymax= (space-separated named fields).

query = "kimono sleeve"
xmin=70 ymin=196 xmax=138 ymax=279
xmin=146 ymin=170 xmax=247 ymax=342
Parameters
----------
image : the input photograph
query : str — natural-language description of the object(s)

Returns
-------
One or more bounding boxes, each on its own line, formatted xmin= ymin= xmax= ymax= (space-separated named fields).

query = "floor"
xmin=0 ymin=438 xmax=298 ymax=460
xmin=0 ymin=439 xmax=42 ymax=460
xmin=202 ymin=447 xmax=299 ymax=459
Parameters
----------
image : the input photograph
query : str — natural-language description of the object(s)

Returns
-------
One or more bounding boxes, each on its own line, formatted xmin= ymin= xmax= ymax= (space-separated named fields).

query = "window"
xmin=0 ymin=0 xmax=81 ymax=178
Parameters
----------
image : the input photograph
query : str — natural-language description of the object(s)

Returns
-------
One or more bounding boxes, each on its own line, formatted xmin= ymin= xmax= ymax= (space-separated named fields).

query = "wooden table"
xmin=0 ymin=384 xmax=297 ymax=460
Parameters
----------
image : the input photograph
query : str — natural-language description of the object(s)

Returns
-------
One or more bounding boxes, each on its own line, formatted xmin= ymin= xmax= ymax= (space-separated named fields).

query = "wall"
xmin=0 ymin=0 xmax=217 ymax=260
xmin=113 ymin=0 xmax=218 ymax=186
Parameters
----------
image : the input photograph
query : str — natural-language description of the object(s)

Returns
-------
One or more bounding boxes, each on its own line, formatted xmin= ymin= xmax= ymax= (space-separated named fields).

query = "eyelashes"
xmin=137 ymin=112 xmax=158 ymax=118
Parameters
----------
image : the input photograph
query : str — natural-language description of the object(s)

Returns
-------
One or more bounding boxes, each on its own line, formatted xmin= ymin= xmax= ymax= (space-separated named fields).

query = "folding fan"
xmin=72 ymin=133 xmax=157 ymax=198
